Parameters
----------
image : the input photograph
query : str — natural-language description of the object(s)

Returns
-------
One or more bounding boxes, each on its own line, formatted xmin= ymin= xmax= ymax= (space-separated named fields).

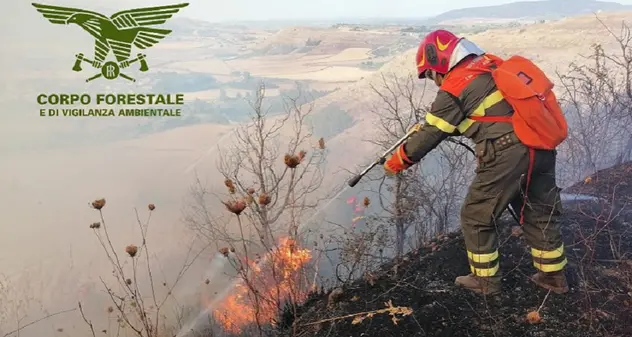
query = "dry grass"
xmin=300 ymin=299 xmax=413 ymax=327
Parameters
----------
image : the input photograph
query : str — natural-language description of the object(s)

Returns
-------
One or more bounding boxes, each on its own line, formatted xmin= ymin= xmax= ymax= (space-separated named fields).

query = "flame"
xmin=212 ymin=237 xmax=312 ymax=333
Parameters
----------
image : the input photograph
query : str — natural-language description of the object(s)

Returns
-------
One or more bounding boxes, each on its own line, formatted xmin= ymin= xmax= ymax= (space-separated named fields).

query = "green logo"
xmin=32 ymin=2 xmax=189 ymax=82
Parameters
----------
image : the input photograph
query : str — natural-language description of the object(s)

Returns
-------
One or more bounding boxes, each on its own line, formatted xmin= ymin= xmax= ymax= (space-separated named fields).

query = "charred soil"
xmin=285 ymin=163 xmax=632 ymax=337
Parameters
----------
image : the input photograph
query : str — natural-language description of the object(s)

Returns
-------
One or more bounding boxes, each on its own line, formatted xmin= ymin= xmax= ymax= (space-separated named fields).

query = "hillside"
xmin=286 ymin=162 xmax=632 ymax=337
xmin=303 ymin=11 xmax=632 ymax=190
xmin=249 ymin=25 xmax=418 ymax=56
xmin=426 ymin=0 xmax=631 ymax=24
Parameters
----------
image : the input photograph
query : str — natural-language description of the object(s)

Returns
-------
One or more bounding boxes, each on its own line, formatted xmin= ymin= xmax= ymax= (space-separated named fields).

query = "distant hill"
xmin=426 ymin=0 xmax=631 ymax=24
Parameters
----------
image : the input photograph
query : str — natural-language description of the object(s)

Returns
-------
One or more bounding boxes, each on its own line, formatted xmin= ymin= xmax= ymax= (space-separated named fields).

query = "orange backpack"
xmin=466 ymin=54 xmax=568 ymax=224
xmin=469 ymin=54 xmax=568 ymax=150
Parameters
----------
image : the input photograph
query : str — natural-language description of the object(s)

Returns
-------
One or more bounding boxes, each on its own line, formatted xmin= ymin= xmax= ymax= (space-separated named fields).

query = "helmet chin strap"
xmin=426 ymin=70 xmax=443 ymax=86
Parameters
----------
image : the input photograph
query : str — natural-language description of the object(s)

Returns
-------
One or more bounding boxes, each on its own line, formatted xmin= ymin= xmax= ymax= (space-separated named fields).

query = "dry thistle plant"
xmin=318 ymin=137 xmax=325 ymax=149
xmin=526 ymin=310 xmax=542 ymax=324
xmin=224 ymin=178 xmax=236 ymax=194
xmin=284 ymin=154 xmax=302 ymax=168
xmin=298 ymin=150 xmax=307 ymax=161
xmin=223 ymin=199 xmax=247 ymax=215
xmin=91 ymin=198 xmax=106 ymax=210
xmin=351 ymin=300 xmax=413 ymax=326
xmin=258 ymin=193 xmax=271 ymax=206
xmin=148 ymin=203 xmax=156 ymax=211
xmin=219 ymin=247 xmax=230 ymax=257
xmin=125 ymin=244 xmax=138 ymax=258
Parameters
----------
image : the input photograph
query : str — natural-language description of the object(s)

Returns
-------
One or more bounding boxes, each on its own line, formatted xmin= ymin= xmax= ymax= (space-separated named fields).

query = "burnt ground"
xmin=283 ymin=162 xmax=632 ymax=337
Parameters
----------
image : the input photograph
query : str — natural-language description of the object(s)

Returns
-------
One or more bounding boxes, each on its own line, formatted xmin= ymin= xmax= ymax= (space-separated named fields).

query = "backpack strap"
xmin=520 ymin=148 xmax=536 ymax=225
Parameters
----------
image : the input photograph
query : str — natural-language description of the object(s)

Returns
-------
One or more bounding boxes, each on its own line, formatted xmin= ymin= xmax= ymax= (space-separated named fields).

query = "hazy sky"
xmin=37 ymin=0 xmax=632 ymax=22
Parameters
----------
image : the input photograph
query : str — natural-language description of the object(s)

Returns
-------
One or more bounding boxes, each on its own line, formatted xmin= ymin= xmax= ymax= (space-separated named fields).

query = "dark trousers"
xmin=461 ymin=132 xmax=567 ymax=277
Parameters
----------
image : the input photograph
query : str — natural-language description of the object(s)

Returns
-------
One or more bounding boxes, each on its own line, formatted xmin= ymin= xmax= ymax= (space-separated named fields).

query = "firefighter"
xmin=383 ymin=29 xmax=568 ymax=295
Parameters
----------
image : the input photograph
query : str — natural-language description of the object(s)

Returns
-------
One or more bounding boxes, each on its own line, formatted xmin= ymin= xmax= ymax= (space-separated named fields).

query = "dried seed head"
xmin=245 ymin=194 xmax=254 ymax=204
xmin=126 ymin=278 xmax=132 ymax=285
xmin=91 ymin=198 xmax=106 ymax=210
xmin=258 ymin=193 xmax=271 ymax=206
xmin=125 ymin=245 xmax=138 ymax=258
xmin=224 ymin=179 xmax=236 ymax=194
xmin=107 ymin=306 xmax=114 ymax=313
xmin=89 ymin=222 xmax=101 ymax=229
xmin=247 ymin=187 xmax=256 ymax=195
xmin=363 ymin=197 xmax=370 ymax=207
xmin=526 ymin=311 xmax=542 ymax=324
xmin=205 ymin=279 xmax=210 ymax=284
xmin=57 ymin=328 xmax=63 ymax=332
xmin=230 ymin=247 xmax=235 ymax=252
xmin=222 ymin=199 xmax=247 ymax=215
xmin=284 ymin=154 xmax=301 ymax=168
xmin=224 ymin=178 xmax=234 ymax=189
xmin=148 ymin=203 xmax=155 ymax=211
xmin=219 ymin=247 xmax=229 ymax=256
xmin=584 ymin=176 xmax=592 ymax=184
xmin=318 ymin=137 xmax=325 ymax=149
xmin=298 ymin=150 xmax=307 ymax=161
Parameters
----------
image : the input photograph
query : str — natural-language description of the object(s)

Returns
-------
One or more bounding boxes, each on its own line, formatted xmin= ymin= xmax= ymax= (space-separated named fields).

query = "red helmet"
xmin=415 ymin=29 xmax=484 ymax=79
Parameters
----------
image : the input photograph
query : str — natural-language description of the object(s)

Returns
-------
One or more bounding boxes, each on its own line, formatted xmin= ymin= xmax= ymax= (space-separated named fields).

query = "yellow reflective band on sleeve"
xmin=534 ymin=258 xmax=567 ymax=272
xmin=456 ymin=90 xmax=505 ymax=133
xmin=467 ymin=250 xmax=499 ymax=263
xmin=457 ymin=119 xmax=475 ymax=133
xmin=425 ymin=112 xmax=457 ymax=133
xmin=470 ymin=263 xmax=499 ymax=277
xmin=531 ymin=244 xmax=564 ymax=259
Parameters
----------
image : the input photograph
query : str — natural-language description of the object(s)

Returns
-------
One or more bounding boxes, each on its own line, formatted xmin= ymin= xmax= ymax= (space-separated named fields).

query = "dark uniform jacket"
xmin=403 ymin=54 xmax=515 ymax=162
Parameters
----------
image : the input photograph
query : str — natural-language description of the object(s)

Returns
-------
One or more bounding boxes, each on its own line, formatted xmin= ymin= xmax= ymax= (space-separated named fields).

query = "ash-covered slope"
xmin=285 ymin=162 xmax=632 ymax=337
xmin=564 ymin=162 xmax=632 ymax=206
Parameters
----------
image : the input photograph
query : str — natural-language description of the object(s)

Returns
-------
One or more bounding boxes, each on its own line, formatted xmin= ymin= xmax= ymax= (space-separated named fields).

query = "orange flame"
xmin=212 ymin=237 xmax=312 ymax=333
